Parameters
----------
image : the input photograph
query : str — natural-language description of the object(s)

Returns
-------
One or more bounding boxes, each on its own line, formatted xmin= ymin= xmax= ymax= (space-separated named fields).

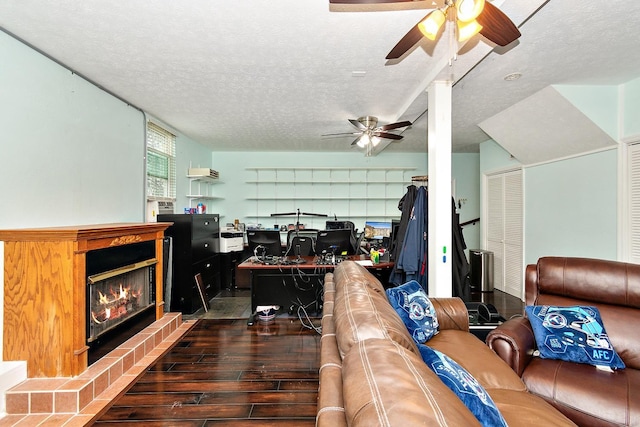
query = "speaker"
xmin=477 ymin=303 xmax=503 ymax=323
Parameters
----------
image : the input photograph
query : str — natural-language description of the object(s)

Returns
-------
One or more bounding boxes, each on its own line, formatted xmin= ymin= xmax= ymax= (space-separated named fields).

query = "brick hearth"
xmin=0 ymin=313 xmax=195 ymax=426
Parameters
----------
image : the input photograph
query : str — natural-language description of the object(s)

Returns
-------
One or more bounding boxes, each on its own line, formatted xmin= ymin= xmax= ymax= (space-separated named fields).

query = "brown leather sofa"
xmin=487 ymin=256 xmax=640 ymax=427
xmin=317 ymin=261 xmax=575 ymax=426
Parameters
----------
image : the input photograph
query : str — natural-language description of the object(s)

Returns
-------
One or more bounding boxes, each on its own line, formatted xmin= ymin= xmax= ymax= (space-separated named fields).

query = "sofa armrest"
xmin=431 ymin=297 xmax=469 ymax=332
xmin=486 ymin=316 xmax=536 ymax=377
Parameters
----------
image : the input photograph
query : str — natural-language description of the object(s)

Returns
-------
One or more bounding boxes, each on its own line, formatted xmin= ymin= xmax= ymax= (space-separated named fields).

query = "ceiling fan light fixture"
xmin=455 ymin=0 xmax=485 ymax=22
xmin=457 ymin=19 xmax=482 ymax=41
xmin=418 ymin=9 xmax=446 ymax=40
xmin=371 ymin=136 xmax=381 ymax=147
xmin=358 ymin=134 xmax=370 ymax=148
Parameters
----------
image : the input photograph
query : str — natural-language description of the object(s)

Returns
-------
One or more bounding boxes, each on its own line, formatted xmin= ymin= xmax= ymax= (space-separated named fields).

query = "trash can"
xmin=469 ymin=249 xmax=494 ymax=292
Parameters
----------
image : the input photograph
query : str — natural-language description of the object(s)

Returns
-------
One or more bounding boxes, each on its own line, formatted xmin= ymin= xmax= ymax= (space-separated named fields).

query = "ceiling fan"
xmin=329 ymin=0 xmax=521 ymax=59
xmin=323 ymin=116 xmax=412 ymax=151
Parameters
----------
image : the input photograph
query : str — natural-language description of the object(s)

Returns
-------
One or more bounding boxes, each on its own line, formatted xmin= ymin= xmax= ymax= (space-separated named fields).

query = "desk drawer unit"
xmin=158 ymin=213 xmax=220 ymax=314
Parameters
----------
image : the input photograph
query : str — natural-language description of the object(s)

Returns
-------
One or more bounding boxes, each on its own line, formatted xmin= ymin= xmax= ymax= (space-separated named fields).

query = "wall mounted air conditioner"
xmin=188 ymin=168 xmax=219 ymax=179
xmin=147 ymin=200 xmax=174 ymax=222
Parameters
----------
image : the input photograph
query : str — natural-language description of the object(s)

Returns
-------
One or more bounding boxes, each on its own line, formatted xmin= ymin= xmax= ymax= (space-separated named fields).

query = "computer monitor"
xmin=246 ymin=230 xmax=282 ymax=257
xmin=364 ymin=221 xmax=392 ymax=240
xmin=389 ymin=219 xmax=400 ymax=260
xmin=315 ymin=229 xmax=352 ymax=255
xmin=326 ymin=220 xmax=351 ymax=230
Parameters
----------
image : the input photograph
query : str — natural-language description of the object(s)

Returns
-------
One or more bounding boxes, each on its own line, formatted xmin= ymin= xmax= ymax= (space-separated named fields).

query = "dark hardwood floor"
xmin=93 ymin=318 xmax=320 ymax=426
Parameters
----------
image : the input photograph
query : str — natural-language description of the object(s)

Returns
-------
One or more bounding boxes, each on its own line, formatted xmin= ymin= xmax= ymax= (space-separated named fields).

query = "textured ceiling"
xmin=1 ymin=0 xmax=639 ymax=155
xmin=479 ymin=86 xmax=617 ymax=165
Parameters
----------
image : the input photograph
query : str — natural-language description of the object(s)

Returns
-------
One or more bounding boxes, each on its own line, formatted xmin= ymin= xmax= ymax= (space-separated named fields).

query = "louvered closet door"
xmin=486 ymin=175 xmax=504 ymax=292
xmin=486 ymin=169 xmax=523 ymax=298
xmin=629 ymin=143 xmax=640 ymax=265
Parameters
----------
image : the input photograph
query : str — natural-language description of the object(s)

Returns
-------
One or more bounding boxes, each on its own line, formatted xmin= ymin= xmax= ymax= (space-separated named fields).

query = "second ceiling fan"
xmin=324 ymin=116 xmax=412 ymax=148
xmin=330 ymin=0 xmax=521 ymax=59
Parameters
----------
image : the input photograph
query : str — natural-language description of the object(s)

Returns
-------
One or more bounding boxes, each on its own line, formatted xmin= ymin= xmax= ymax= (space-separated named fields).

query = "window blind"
xmin=146 ymin=122 xmax=176 ymax=199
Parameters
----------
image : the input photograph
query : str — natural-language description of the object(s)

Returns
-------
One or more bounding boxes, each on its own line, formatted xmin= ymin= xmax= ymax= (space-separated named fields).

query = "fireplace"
xmin=0 ymin=223 xmax=170 ymax=378
xmin=86 ymin=240 xmax=157 ymax=363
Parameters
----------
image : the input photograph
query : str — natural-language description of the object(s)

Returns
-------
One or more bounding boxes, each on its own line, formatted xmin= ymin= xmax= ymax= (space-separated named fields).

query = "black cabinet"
xmin=219 ymin=251 xmax=244 ymax=289
xmin=158 ymin=214 xmax=220 ymax=314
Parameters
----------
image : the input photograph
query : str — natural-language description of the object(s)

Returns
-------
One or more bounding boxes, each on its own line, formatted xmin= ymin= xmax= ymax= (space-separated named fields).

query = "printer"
xmin=214 ymin=226 xmax=244 ymax=253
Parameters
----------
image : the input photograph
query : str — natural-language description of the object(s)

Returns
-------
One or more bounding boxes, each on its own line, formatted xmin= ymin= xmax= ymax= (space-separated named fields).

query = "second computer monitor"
xmin=246 ymin=230 xmax=282 ymax=257
xmin=315 ymin=229 xmax=352 ymax=255
xmin=364 ymin=221 xmax=392 ymax=240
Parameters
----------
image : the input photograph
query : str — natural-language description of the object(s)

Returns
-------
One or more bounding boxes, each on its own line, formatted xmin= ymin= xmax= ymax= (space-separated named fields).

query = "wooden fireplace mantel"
xmin=0 ymin=222 xmax=171 ymax=378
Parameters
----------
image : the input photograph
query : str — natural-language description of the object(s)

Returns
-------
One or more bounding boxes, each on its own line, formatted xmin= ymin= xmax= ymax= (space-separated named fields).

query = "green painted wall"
xmin=524 ymin=149 xmax=618 ymax=263
xmin=622 ymin=77 xmax=640 ymax=138
xmin=0 ymin=31 xmax=145 ymax=228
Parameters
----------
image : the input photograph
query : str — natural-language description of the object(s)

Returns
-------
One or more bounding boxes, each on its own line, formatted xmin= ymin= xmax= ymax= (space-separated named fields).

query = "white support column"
xmin=427 ymin=80 xmax=452 ymax=297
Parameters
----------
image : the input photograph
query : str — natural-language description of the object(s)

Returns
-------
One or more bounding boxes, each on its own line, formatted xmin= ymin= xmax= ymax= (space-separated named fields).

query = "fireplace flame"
xmin=91 ymin=281 xmax=141 ymax=324
xmin=98 ymin=291 xmax=110 ymax=305
xmin=88 ymin=260 xmax=154 ymax=343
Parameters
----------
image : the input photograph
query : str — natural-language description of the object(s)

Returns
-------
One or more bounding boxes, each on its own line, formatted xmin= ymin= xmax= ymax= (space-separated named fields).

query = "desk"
xmin=237 ymin=256 xmax=393 ymax=324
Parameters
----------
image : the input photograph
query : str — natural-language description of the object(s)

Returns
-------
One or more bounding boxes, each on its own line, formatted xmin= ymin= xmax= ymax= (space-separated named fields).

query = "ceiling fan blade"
xmin=322 ymin=131 xmax=361 ymax=137
xmin=379 ymin=120 xmax=412 ymax=131
xmin=351 ymin=135 xmax=364 ymax=146
xmin=385 ymin=13 xmax=429 ymax=60
xmin=349 ymin=119 xmax=368 ymax=130
xmin=373 ymin=131 xmax=403 ymax=140
xmin=476 ymin=1 xmax=521 ymax=47
xmin=330 ymin=0 xmax=415 ymax=3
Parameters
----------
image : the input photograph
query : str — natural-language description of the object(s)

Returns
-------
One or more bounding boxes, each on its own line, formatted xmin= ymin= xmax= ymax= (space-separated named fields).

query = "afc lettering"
xmin=592 ymin=349 xmax=610 ymax=360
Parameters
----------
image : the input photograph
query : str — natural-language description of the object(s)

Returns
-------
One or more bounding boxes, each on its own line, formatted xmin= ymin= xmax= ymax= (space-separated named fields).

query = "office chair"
xmin=286 ymin=229 xmax=318 ymax=249
xmin=353 ymin=231 xmax=366 ymax=255
xmin=285 ymin=235 xmax=316 ymax=257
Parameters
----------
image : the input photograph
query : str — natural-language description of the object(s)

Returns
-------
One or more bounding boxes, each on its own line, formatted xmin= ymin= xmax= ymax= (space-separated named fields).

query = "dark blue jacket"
xmin=395 ymin=186 xmax=428 ymax=290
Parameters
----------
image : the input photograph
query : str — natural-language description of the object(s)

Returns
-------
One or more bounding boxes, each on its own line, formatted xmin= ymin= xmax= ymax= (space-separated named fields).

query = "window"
xmin=146 ymin=122 xmax=176 ymax=200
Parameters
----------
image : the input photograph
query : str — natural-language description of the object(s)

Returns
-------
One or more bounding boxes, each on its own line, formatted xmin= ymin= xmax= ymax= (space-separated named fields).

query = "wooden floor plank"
xmin=94 ymin=318 xmax=320 ymax=424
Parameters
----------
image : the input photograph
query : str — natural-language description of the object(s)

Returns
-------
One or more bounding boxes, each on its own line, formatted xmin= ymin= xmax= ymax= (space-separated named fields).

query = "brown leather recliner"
xmin=487 ymin=256 xmax=640 ymax=427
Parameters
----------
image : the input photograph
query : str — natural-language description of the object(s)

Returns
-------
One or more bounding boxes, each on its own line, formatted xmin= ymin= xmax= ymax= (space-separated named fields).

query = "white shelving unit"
xmin=245 ymin=167 xmax=416 ymax=228
xmin=186 ymin=174 xmax=222 ymax=207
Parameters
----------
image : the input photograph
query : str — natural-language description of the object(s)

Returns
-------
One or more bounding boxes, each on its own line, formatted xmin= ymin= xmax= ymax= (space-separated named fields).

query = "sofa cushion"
xmin=526 ymin=305 xmax=625 ymax=370
xmin=342 ymin=338 xmax=481 ymax=426
xmin=418 ymin=344 xmax=508 ymax=427
xmin=386 ymin=280 xmax=439 ymax=344
xmin=333 ymin=261 xmax=418 ymax=358
xmin=523 ymin=357 xmax=640 ymax=427
xmin=428 ymin=329 xmax=527 ymax=392
xmin=486 ymin=388 xmax=580 ymax=427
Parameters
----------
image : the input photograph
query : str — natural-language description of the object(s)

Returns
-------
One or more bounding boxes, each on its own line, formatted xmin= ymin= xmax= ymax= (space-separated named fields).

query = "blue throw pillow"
xmin=418 ymin=344 xmax=507 ymax=427
xmin=526 ymin=305 xmax=625 ymax=370
xmin=386 ymin=280 xmax=438 ymax=343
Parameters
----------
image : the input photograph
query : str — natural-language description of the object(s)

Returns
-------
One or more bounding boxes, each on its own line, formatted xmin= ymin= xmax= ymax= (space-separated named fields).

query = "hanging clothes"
xmin=391 ymin=186 xmax=428 ymax=291
xmin=389 ymin=185 xmax=418 ymax=263
xmin=451 ymin=198 xmax=471 ymax=300
xmin=389 ymin=186 xmax=471 ymax=299
xmin=389 ymin=185 xmax=417 ymax=286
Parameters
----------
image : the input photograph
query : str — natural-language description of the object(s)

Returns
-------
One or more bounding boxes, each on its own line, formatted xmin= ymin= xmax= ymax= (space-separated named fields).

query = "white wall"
xmin=208 ymin=151 xmax=481 ymax=250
